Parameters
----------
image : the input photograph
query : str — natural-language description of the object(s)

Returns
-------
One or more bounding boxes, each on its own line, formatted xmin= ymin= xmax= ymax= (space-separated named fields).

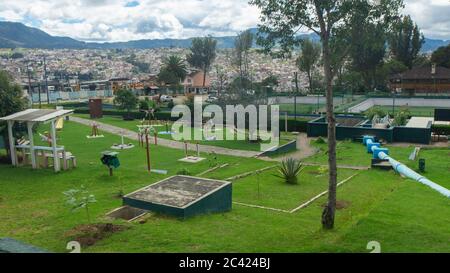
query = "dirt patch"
xmin=65 ymin=223 xmax=129 ymax=247
xmin=321 ymin=200 xmax=351 ymax=210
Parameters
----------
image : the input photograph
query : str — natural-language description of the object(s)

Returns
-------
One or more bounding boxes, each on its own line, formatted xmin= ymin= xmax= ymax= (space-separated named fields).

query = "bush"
xmin=393 ymin=109 xmax=410 ymax=126
xmin=366 ymin=107 xmax=387 ymax=120
xmin=139 ymin=100 xmax=149 ymax=110
xmin=274 ymin=158 xmax=303 ymax=184
xmin=315 ymin=136 xmax=326 ymax=144
xmin=432 ymin=124 xmax=450 ymax=136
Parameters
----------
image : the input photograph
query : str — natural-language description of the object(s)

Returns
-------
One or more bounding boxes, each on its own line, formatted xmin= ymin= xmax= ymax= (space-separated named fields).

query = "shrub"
xmin=274 ymin=158 xmax=303 ymax=184
xmin=392 ymin=109 xmax=410 ymax=126
xmin=432 ymin=124 xmax=450 ymax=136
xmin=366 ymin=107 xmax=387 ymax=120
xmin=315 ymin=136 xmax=326 ymax=144
xmin=63 ymin=185 xmax=97 ymax=223
xmin=139 ymin=100 xmax=149 ymax=110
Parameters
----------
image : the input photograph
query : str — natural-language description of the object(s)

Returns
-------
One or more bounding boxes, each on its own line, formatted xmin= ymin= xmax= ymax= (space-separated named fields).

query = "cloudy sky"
xmin=0 ymin=0 xmax=449 ymax=42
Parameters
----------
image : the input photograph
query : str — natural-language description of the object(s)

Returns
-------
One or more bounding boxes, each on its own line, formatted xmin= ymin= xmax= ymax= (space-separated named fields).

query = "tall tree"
xmin=214 ymin=65 xmax=228 ymax=96
xmin=388 ymin=15 xmax=424 ymax=68
xmin=0 ymin=70 xmax=27 ymax=160
xmin=251 ymin=0 xmax=402 ymax=229
xmin=113 ymin=88 xmax=138 ymax=118
xmin=431 ymin=44 xmax=450 ymax=69
xmin=233 ymin=30 xmax=254 ymax=79
xmin=349 ymin=2 xmax=387 ymax=91
xmin=186 ymin=36 xmax=217 ymax=88
xmin=296 ymin=38 xmax=321 ymax=92
xmin=157 ymin=55 xmax=187 ymax=85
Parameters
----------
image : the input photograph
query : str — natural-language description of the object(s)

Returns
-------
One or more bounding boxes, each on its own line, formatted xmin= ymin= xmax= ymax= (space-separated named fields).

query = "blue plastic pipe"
xmin=364 ymin=136 xmax=450 ymax=198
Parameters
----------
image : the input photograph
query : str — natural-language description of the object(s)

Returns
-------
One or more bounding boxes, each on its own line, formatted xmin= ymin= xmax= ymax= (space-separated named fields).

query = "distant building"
xmin=389 ymin=64 xmax=450 ymax=95
xmin=183 ymin=70 xmax=210 ymax=94
xmin=109 ymin=77 xmax=131 ymax=93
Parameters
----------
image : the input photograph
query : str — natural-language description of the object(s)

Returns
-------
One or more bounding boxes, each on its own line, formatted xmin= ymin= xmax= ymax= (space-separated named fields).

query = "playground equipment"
xmin=158 ymin=120 xmax=174 ymax=135
xmin=178 ymin=142 xmax=205 ymax=163
xmin=203 ymin=119 xmax=220 ymax=141
xmin=363 ymin=135 xmax=450 ymax=198
xmin=86 ymin=122 xmax=104 ymax=138
xmin=111 ymin=130 xmax=134 ymax=150
xmin=101 ymin=151 xmax=120 ymax=176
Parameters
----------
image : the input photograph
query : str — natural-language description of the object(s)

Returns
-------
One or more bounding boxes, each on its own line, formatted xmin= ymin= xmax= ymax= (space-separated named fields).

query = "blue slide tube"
xmin=364 ymin=136 xmax=450 ymax=198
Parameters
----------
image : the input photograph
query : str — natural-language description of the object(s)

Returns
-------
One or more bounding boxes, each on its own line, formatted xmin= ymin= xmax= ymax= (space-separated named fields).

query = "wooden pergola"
xmin=0 ymin=109 xmax=73 ymax=172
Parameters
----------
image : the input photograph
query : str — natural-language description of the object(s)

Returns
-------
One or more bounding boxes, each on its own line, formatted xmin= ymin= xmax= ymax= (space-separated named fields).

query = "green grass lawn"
xmin=0 ymin=121 xmax=449 ymax=253
xmin=232 ymin=166 xmax=357 ymax=210
xmin=366 ymin=106 xmax=448 ymax=117
xmin=74 ymin=114 xmax=295 ymax=151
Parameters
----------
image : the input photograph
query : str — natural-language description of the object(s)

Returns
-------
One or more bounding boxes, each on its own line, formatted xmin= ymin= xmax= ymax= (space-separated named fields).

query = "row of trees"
xmin=296 ymin=14 xmax=425 ymax=94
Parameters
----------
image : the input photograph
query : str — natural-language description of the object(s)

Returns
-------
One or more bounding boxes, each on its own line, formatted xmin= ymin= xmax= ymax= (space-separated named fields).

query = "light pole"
xmin=26 ymin=62 xmax=33 ymax=107
xmin=294 ymin=72 xmax=299 ymax=121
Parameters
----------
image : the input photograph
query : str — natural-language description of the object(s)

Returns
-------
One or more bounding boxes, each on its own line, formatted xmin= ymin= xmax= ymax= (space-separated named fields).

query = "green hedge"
xmin=74 ymin=108 xmax=178 ymax=121
xmin=431 ymin=124 xmax=450 ymax=136
xmin=279 ymin=118 xmax=309 ymax=132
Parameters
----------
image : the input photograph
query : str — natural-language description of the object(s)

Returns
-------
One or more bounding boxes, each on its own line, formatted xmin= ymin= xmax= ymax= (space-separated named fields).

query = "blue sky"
xmin=0 ymin=0 xmax=449 ymax=42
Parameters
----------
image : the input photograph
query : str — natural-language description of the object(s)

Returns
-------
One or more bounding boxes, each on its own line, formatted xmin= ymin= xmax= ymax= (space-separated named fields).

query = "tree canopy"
xmin=431 ymin=44 xmax=450 ymax=69
xmin=157 ymin=55 xmax=187 ymax=85
xmin=297 ymin=38 xmax=321 ymax=92
xmin=113 ymin=88 xmax=138 ymax=114
xmin=388 ymin=15 xmax=424 ymax=68
xmin=186 ymin=36 xmax=217 ymax=87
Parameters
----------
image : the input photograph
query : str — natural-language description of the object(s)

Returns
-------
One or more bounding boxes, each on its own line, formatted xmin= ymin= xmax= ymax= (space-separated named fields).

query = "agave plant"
xmin=275 ymin=158 xmax=303 ymax=184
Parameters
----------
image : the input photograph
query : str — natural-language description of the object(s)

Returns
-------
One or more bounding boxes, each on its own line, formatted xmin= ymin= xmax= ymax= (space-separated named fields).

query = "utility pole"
xmin=44 ymin=55 xmax=50 ymax=104
xmin=26 ymin=62 xmax=33 ymax=107
xmin=294 ymin=72 xmax=299 ymax=122
xmin=38 ymin=84 xmax=42 ymax=109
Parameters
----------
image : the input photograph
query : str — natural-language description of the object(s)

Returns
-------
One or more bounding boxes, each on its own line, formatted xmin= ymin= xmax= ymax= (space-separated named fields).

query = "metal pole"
xmin=27 ymin=63 xmax=33 ymax=107
xmin=392 ymin=91 xmax=395 ymax=116
xmin=38 ymin=84 xmax=42 ymax=109
xmin=44 ymin=56 xmax=49 ymax=104
xmin=145 ymin=129 xmax=151 ymax=172
xmin=294 ymin=72 xmax=298 ymax=121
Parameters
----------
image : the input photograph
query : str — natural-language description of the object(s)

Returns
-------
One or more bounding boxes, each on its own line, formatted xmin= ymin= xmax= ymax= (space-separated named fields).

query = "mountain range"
xmin=0 ymin=21 xmax=448 ymax=52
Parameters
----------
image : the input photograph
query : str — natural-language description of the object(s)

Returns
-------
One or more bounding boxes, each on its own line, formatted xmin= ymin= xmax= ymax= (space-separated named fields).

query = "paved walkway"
xmin=275 ymin=133 xmax=318 ymax=162
xmin=70 ymin=116 xmax=261 ymax=158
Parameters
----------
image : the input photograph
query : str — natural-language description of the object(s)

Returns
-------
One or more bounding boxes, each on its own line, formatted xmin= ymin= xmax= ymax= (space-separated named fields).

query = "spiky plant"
xmin=275 ymin=158 xmax=303 ymax=185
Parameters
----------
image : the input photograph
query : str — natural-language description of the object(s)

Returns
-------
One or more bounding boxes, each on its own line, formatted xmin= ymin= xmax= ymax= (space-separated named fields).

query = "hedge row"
xmin=74 ymin=108 xmax=311 ymax=133
xmin=431 ymin=124 xmax=450 ymax=136
xmin=74 ymin=108 xmax=178 ymax=121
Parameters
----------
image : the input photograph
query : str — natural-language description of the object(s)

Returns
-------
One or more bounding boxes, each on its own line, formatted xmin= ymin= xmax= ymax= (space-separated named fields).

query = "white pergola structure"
xmin=0 ymin=109 xmax=73 ymax=172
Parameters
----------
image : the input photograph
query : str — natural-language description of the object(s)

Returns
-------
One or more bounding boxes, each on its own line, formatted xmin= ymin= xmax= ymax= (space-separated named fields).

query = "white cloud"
xmin=1 ymin=0 xmax=449 ymax=42
xmin=403 ymin=0 xmax=450 ymax=40
xmin=0 ymin=0 xmax=262 ymax=42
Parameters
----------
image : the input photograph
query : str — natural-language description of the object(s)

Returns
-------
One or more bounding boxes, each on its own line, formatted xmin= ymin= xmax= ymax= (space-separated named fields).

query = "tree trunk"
xmin=308 ymin=71 xmax=313 ymax=93
xmin=202 ymin=66 xmax=207 ymax=88
xmin=321 ymin=39 xmax=338 ymax=230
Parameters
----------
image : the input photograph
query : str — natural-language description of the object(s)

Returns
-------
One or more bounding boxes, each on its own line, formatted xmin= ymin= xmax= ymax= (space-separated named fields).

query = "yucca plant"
xmin=275 ymin=158 xmax=303 ymax=184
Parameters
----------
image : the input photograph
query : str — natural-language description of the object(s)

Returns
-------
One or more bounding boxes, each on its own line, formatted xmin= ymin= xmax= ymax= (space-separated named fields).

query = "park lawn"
xmin=0 ymin=121 xmax=449 ymax=252
xmin=73 ymin=114 xmax=294 ymax=151
xmin=365 ymin=106 xmax=449 ymax=117
xmin=232 ymin=166 xmax=357 ymax=210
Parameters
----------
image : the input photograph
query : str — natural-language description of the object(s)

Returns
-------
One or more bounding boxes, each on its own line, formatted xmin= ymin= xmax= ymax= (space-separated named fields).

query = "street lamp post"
xmin=294 ymin=72 xmax=299 ymax=122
